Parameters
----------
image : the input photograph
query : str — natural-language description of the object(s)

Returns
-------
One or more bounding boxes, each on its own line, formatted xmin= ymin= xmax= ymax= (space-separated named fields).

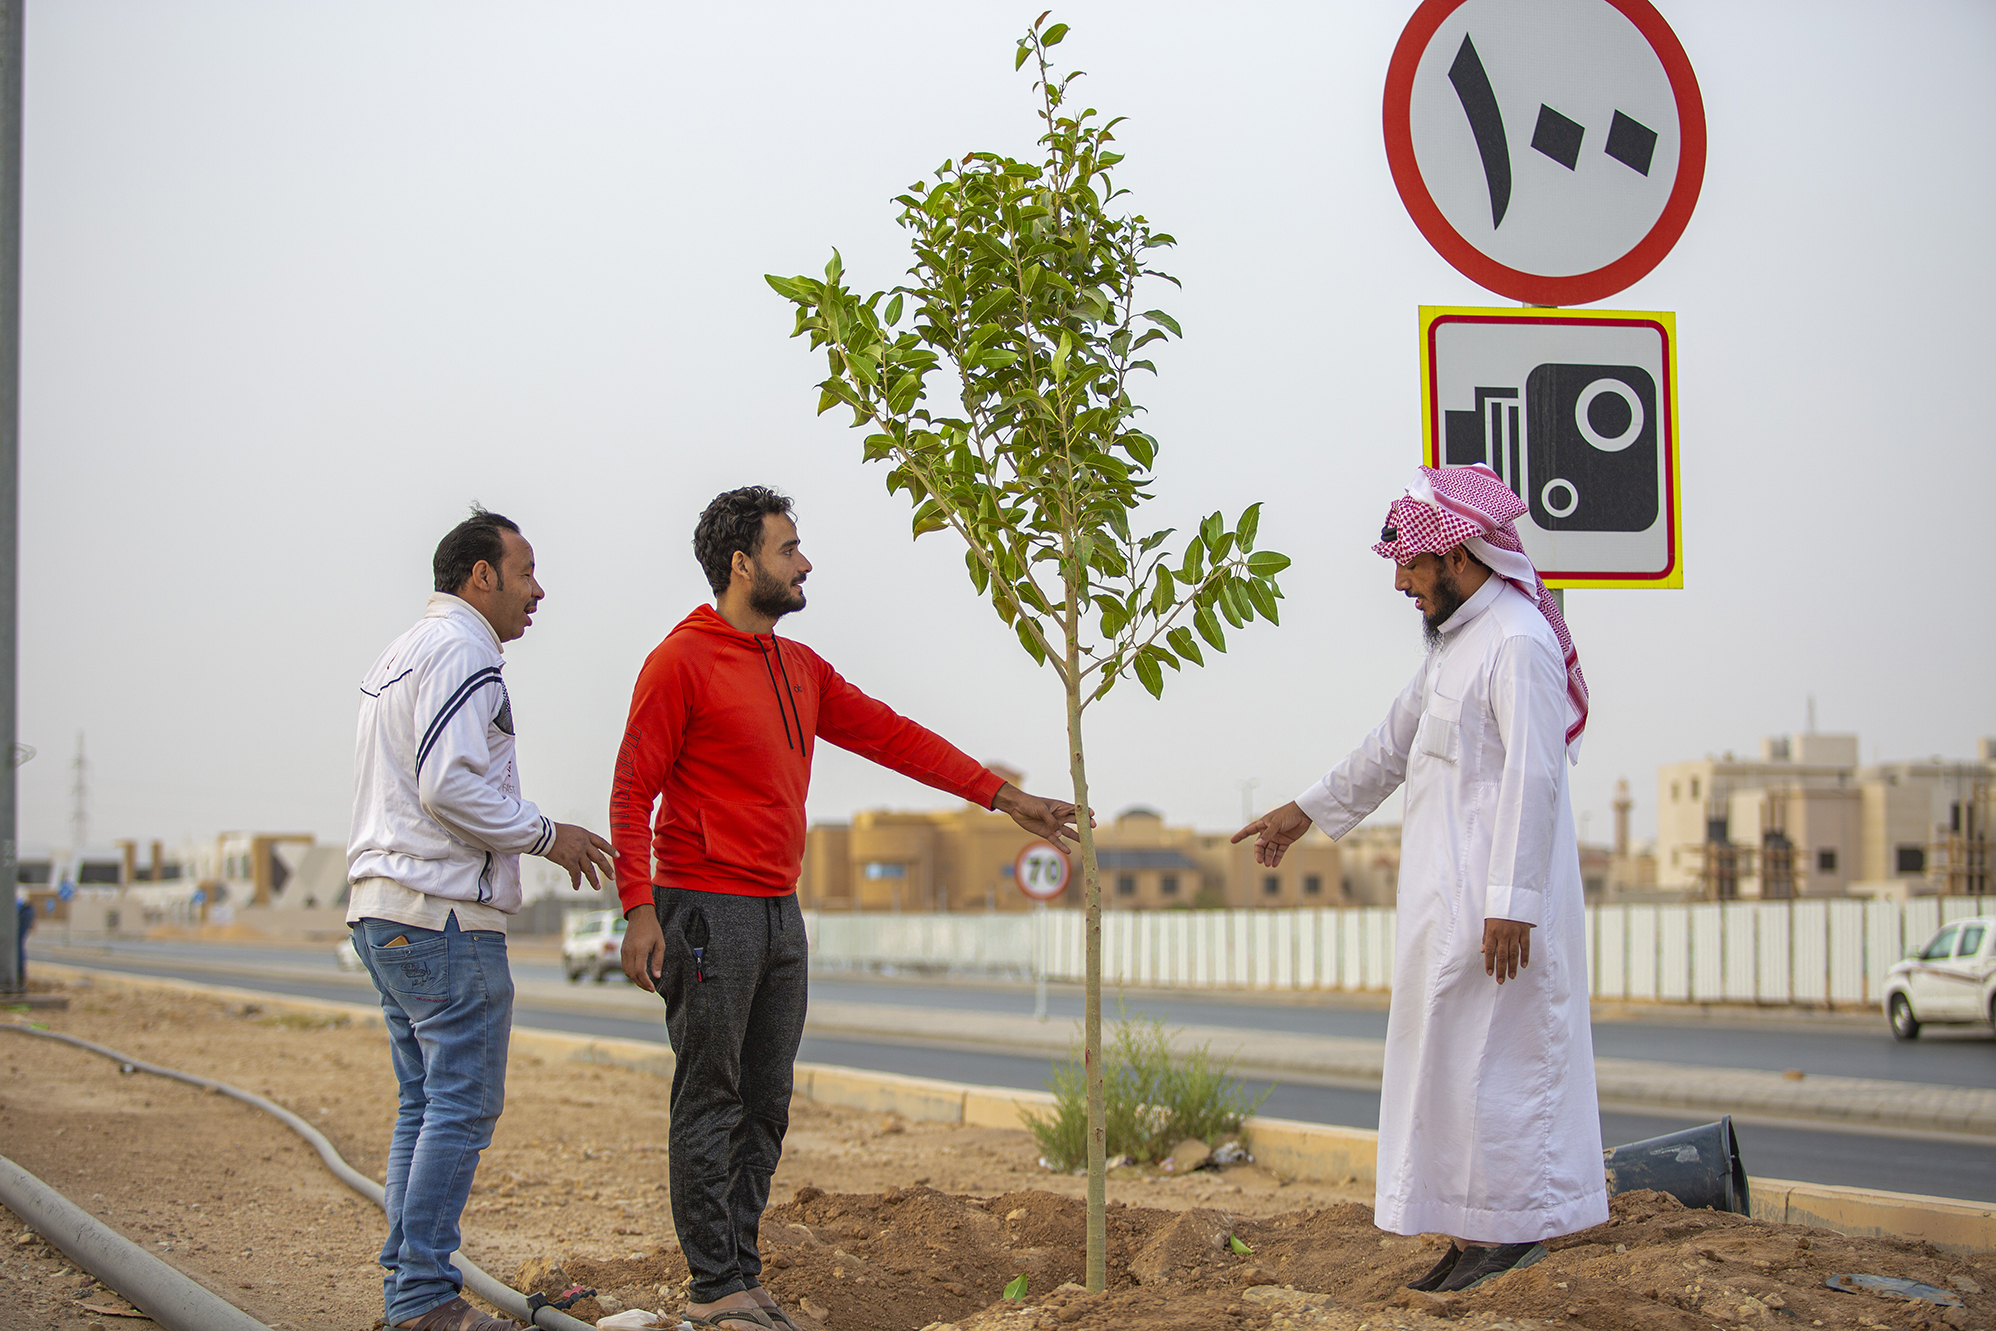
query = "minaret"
xmin=1612 ymin=778 xmax=1632 ymax=860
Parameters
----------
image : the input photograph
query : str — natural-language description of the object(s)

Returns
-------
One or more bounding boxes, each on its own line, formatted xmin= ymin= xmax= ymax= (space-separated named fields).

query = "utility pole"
xmin=0 ymin=1 xmax=23 ymax=993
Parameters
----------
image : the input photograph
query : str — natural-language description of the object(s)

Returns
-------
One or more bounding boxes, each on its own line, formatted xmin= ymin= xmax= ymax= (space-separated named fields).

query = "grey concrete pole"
xmin=0 ymin=0 xmax=22 ymax=992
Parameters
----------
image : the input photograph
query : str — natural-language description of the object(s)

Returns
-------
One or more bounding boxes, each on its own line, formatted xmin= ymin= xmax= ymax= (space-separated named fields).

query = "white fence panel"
xmin=1628 ymin=905 xmax=1659 ymax=1000
xmin=1689 ymin=904 xmax=1723 ymax=999
xmin=1338 ymin=911 xmax=1364 ymax=990
xmin=1790 ymin=900 xmax=1828 ymax=1005
xmin=1251 ymin=912 xmax=1275 ymax=989
xmin=1905 ymin=898 xmax=1943 ymax=951
xmin=1294 ymin=910 xmax=1320 ymax=989
xmin=1594 ymin=905 xmax=1628 ymax=998
xmin=1943 ymin=897 xmax=1985 ymax=925
xmin=1756 ymin=903 xmax=1790 ymax=1003
xmin=1658 ymin=908 xmax=1689 ymax=1000
xmin=1867 ymin=900 xmax=1905 ymax=1004
xmin=1722 ymin=902 xmax=1757 ymax=1001
xmin=1829 ymin=899 xmax=1867 ymax=1005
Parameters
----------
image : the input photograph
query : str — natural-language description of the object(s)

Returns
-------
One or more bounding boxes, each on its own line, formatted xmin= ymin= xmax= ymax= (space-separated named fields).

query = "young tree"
xmin=766 ymin=14 xmax=1290 ymax=1292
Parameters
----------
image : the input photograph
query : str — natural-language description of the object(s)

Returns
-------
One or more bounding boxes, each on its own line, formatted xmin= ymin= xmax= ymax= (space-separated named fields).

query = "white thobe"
xmin=1296 ymin=575 xmax=1607 ymax=1242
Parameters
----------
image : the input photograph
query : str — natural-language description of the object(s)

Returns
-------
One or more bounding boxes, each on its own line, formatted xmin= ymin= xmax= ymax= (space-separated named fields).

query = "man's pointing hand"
xmin=544 ymin=822 xmax=617 ymax=890
xmin=993 ymin=783 xmax=1089 ymax=854
xmin=1231 ymin=801 xmax=1313 ymax=868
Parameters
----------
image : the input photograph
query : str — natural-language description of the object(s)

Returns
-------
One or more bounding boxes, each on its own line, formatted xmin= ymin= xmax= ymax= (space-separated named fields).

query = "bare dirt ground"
xmin=0 ymin=976 xmax=1991 ymax=1331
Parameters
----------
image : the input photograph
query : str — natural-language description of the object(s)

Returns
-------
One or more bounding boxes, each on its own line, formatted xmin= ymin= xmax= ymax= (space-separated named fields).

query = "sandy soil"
xmin=0 ymin=977 xmax=1992 ymax=1331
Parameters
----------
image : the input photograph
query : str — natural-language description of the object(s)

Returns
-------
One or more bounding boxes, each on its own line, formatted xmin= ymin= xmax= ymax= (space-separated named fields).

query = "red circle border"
xmin=1013 ymin=840 xmax=1071 ymax=901
xmin=1382 ymin=0 xmax=1707 ymax=306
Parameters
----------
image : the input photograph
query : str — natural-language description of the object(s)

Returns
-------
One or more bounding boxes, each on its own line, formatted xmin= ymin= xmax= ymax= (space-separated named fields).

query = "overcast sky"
xmin=15 ymin=1 xmax=1994 ymax=863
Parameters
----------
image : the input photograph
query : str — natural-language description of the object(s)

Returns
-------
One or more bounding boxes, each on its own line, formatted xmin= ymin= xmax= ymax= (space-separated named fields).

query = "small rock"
xmin=1942 ymin=1307 xmax=1970 ymax=1328
xmin=1166 ymin=1138 xmax=1212 ymax=1172
xmin=882 ymin=1186 xmax=900 ymax=1202
xmin=1615 ymin=1244 xmax=1627 ymax=1254
xmin=940 ymin=1281 xmax=966 ymax=1297
xmin=1007 ymin=1208 xmax=1030 ymax=1222
xmin=1057 ymin=1302 xmax=1092 ymax=1323
xmin=596 ymin=1294 xmax=624 ymax=1314
xmin=1765 ymin=1294 xmax=1787 ymax=1309
xmin=799 ymin=1297 xmax=830 ymax=1320
xmin=1951 ymin=1277 xmax=1983 ymax=1295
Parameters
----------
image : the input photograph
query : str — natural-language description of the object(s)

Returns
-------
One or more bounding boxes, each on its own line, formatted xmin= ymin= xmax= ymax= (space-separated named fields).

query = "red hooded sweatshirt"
xmin=609 ymin=604 xmax=1006 ymax=912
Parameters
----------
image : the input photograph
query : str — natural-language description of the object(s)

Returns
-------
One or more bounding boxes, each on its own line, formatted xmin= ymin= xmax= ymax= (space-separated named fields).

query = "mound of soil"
xmin=514 ymin=1189 xmax=1996 ymax=1331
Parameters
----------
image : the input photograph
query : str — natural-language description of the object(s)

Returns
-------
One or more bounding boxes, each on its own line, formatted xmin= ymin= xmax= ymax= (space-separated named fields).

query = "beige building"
xmin=1656 ymin=734 xmax=1993 ymax=899
xmin=798 ymin=786 xmax=1364 ymax=913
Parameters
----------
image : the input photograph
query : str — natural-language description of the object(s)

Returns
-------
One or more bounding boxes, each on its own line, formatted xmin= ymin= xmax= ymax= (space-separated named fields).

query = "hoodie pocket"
xmin=699 ymin=804 xmax=806 ymax=880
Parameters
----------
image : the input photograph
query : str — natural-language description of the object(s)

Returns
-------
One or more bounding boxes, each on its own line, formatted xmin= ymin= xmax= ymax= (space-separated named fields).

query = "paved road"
xmin=34 ymin=945 xmax=1996 ymax=1202
xmin=37 ymin=939 xmax=1996 ymax=1088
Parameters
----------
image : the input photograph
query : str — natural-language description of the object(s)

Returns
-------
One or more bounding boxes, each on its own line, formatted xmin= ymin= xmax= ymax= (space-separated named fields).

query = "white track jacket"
xmin=348 ymin=593 xmax=553 ymax=913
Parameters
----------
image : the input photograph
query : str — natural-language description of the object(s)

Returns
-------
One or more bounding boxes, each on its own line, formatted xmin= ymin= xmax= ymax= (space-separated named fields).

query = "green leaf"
xmin=1140 ymin=309 xmax=1182 ymax=337
xmin=1194 ymin=607 xmax=1227 ymax=653
xmin=1052 ymin=329 xmax=1073 ymax=383
xmin=1217 ymin=587 xmax=1244 ymax=629
xmin=1133 ymin=653 xmax=1164 ymax=699
xmin=1168 ymin=625 xmax=1204 ymax=666
xmin=1237 ymin=502 xmax=1261 ymax=552
xmin=1015 ymin=619 xmax=1046 ymax=665
xmin=1014 ymin=42 xmax=1031 ymax=70
xmin=1005 ymin=1274 xmax=1029 ymax=1301
xmin=1245 ymin=579 xmax=1279 ymax=624
xmin=966 ymin=549 xmax=990 ymax=594
xmin=884 ymin=293 xmax=904 ymax=325
xmin=1229 ymin=1235 xmax=1254 ymax=1256
xmin=1149 ymin=566 xmax=1174 ymax=616
xmin=1042 ymin=22 xmax=1069 ymax=45
xmin=1246 ymin=550 xmax=1291 ymax=577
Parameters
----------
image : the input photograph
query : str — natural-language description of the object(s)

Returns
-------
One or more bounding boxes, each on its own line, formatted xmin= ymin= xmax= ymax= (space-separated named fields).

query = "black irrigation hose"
xmin=0 ymin=1021 xmax=596 ymax=1331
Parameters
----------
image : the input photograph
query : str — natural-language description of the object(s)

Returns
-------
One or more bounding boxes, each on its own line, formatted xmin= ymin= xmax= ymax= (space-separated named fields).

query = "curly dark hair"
xmin=693 ymin=486 xmax=794 ymax=596
xmin=433 ymin=506 xmax=520 ymax=594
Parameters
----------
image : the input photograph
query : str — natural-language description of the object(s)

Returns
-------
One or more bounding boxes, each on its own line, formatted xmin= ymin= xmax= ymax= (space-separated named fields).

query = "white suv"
xmin=1883 ymin=916 xmax=1996 ymax=1040
xmin=562 ymin=910 xmax=628 ymax=983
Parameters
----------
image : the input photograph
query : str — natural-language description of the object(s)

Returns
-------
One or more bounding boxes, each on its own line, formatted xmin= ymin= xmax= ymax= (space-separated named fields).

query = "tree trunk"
xmin=1065 ymin=663 xmax=1105 ymax=1292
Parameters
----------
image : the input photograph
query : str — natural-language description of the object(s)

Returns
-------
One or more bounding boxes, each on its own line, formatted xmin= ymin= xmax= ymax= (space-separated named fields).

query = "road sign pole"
xmin=1034 ymin=901 xmax=1047 ymax=1022
xmin=0 ymin=0 xmax=22 ymax=994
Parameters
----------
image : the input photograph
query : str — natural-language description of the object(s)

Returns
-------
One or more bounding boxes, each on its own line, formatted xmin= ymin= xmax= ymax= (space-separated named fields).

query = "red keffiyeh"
xmin=1373 ymin=464 xmax=1589 ymax=761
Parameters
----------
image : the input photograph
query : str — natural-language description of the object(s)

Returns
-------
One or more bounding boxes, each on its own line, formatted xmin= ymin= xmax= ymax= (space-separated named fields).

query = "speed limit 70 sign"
xmin=1014 ymin=841 xmax=1072 ymax=902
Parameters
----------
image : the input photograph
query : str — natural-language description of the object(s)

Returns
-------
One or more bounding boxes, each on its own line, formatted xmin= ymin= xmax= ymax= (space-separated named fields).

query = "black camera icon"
xmin=1442 ymin=363 xmax=1658 ymax=533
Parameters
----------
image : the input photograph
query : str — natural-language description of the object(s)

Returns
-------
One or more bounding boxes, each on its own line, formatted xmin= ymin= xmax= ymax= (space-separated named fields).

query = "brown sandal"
xmin=681 ymin=1310 xmax=775 ymax=1330
xmin=397 ymin=1295 xmax=527 ymax=1331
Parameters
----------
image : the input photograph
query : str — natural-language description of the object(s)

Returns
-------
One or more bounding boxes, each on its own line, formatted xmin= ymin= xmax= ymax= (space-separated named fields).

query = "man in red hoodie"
xmin=612 ymin=486 xmax=1078 ymax=1330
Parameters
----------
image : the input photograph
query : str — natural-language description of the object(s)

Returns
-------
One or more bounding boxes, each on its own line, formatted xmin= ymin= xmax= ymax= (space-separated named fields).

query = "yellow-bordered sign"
xmin=1419 ymin=305 xmax=1682 ymax=589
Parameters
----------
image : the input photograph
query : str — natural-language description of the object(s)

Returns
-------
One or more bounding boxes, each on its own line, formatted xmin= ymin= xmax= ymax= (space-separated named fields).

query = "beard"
xmin=1420 ymin=562 xmax=1467 ymax=650
xmin=747 ymin=562 xmax=805 ymax=620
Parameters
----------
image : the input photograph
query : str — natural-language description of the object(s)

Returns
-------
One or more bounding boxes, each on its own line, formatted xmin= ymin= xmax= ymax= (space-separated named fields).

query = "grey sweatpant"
xmin=652 ymin=887 xmax=808 ymax=1303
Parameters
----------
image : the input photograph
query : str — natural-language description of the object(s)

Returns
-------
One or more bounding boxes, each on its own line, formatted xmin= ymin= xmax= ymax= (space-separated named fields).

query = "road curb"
xmin=37 ymin=963 xmax=1996 ymax=1255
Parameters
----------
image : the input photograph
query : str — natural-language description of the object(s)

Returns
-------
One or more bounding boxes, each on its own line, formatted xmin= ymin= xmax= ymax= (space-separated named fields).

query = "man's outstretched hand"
xmin=1231 ymin=801 xmax=1313 ymax=867
xmin=622 ymin=904 xmax=666 ymax=993
xmin=544 ymin=822 xmax=617 ymax=890
xmin=1483 ymin=918 xmax=1533 ymax=983
xmin=994 ymin=783 xmax=1087 ymax=853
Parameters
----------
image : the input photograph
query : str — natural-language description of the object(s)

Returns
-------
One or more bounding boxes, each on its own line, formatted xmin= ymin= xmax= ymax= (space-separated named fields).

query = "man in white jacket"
xmin=1235 ymin=465 xmax=1606 ymax=1294
xmin=349 ymin=508 xmax=615 ymax=1331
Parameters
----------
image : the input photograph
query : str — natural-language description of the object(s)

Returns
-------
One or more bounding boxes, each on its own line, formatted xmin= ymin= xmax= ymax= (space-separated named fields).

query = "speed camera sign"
xmin=1384 ymin=0 xmax=1707 ymax=305
xmin=1014 ymin=841 xmax=1072 ymax=902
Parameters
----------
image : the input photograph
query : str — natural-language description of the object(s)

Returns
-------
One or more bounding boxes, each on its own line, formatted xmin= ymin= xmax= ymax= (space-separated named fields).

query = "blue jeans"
xmin=352 ymin=914 xmax=514 ymax=1326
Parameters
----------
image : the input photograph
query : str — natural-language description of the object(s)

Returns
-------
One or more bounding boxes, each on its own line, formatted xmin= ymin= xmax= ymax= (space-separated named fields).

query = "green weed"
xmin=1024 ymin=1000 xmax=1270 ymax=1171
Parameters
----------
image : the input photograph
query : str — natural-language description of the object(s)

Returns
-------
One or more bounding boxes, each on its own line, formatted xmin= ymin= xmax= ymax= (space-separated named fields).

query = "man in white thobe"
xmin=1237 ymin=464 xmax=1607 ymax=1293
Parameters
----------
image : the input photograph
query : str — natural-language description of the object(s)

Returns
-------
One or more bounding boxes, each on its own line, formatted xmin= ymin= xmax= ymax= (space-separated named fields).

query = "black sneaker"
xmin=1406 ymin=1245 xmax=1464 ymax=1291
xmin=1438 ymin=1242 xmax=1547 ymax=1292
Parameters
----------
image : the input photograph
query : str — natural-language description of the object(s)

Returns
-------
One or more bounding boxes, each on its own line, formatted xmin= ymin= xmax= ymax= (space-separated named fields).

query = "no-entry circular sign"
xmin=1014 ymin=840 xmax=1071 ymax=902
xmin=1383 ymin=0 xmax=1706 ymax=306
